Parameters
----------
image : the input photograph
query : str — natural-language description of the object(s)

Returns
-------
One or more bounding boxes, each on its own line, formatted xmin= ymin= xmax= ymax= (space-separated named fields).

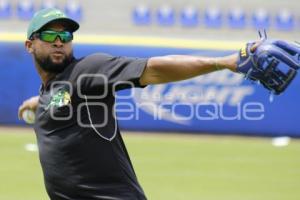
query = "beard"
xmin=34 ymin=50 xmax=74 ymax=73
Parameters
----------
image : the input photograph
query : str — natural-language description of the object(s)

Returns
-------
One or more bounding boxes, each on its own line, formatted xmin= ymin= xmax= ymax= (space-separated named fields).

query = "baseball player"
xmin=18 ymin=8 xmax=299 ymax=200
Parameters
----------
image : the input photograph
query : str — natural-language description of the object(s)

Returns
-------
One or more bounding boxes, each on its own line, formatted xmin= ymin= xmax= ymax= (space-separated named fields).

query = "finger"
xmin=18 ymin=101 xmax=32 ymax=120
xmin=18 ymin=104 xmax=25 ymax=120
xmin=250 ymin=41 xmax=263 ymax=53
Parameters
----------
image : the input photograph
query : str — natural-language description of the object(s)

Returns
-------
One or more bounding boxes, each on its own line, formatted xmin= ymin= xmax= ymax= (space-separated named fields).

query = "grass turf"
xmin=0 ymin=127 xmax=300 ymax=200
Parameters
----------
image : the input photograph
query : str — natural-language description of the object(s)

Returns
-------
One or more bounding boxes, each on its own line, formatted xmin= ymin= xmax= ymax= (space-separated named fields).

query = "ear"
xmin=25 ymin=40 xmax=34 ymax=53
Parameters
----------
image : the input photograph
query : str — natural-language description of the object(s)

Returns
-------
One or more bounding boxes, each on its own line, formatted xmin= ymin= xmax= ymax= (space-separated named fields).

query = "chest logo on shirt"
xmin=46 ymin=89 xmax=71 ymax=109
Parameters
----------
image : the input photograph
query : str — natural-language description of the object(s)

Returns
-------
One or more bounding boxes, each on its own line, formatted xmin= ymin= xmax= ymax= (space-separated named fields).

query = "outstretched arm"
xmin=17 ymin=54 xmax=237 ymax=119
xmin=139 ymin=53 xmax=238 ymax=86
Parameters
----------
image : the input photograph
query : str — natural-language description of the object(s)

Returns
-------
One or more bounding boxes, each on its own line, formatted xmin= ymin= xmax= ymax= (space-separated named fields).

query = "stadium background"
xmin=0 ymin=0 xmax=300 ymax=200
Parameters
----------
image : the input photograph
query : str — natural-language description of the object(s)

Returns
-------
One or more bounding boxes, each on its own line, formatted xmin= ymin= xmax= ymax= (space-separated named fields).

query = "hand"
xmin=236 ymin=36 xmax=300 ymax=95
xmin=18 ymin=96 xmax=39 ymax=120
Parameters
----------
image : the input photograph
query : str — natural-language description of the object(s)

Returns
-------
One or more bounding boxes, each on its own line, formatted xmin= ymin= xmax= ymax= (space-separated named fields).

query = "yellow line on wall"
xmin=0 ymin=32 xmax=244 ymax=50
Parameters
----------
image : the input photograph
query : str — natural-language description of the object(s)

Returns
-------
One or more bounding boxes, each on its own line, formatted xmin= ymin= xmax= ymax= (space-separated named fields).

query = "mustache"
xmin=33 ymin=50 xmax=73 ymax=73
xmin=51 ymin=49 xmax=66 ymax=54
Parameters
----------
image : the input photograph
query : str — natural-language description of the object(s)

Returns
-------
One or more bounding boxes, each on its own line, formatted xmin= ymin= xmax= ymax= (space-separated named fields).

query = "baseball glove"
xmin=236 ymin=31 xmax=300 ymax=95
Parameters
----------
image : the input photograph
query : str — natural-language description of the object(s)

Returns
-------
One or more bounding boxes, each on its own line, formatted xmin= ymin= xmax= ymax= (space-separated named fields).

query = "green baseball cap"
xmin=27 ymin=8 xmax=79 ymax=39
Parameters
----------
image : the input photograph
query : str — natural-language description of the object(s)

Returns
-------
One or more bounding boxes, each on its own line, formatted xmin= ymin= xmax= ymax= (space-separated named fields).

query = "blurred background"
xmin=1 ymin=0 xmax=300 ymax=40
xmin=0 ymin=0 xmax=300 ymax=200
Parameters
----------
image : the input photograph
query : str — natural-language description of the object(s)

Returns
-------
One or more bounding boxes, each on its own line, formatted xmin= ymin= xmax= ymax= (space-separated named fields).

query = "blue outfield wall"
xmin=0 ymin=41 xmax=299 ymax=137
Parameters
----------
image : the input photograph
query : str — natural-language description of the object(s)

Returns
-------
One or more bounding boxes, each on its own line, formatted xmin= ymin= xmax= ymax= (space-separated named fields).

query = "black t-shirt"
xmin=34 ymin=53 xmax=148 ymax=200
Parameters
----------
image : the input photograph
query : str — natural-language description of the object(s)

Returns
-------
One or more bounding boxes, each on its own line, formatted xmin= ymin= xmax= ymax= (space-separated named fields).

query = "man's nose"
xmin=52 ymin=36 xmax=63 ymax=47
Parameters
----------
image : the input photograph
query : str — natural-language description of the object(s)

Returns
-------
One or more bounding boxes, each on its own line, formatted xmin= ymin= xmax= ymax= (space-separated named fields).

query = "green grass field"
xmin=0 ymin=127 xmax=300 ymax=200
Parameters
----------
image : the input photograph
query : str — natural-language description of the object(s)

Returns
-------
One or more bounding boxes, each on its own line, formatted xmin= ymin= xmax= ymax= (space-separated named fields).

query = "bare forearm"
xmin=140 ymin=54 xmax=238 ymax=85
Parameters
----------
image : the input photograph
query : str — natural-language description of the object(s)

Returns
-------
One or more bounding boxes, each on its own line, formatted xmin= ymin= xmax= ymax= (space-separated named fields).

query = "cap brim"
xmin=37 ymin=17 xmax=80 ymax=33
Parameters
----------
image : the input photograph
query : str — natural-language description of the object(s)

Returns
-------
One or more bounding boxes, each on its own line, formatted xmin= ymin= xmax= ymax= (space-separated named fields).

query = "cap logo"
xmin=42 ymin=10 xmax=66 ymax=18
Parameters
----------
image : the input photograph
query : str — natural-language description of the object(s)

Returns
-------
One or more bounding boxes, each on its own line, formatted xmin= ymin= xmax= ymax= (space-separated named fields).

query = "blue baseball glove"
xmin=237 ymin=31 xmax=300 ymax=95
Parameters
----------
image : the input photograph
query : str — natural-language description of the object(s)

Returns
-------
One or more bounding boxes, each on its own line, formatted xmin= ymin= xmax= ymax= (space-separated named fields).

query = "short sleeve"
xmin=73 ymin=53 xmax=148 ymax=94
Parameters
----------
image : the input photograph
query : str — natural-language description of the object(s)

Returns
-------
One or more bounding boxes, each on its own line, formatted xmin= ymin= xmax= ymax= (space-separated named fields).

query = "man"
xmin=19 ymin=8 xmax=239 ymax=200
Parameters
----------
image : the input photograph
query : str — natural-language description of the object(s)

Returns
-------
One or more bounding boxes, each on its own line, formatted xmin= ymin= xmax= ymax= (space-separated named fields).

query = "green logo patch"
xmin=47 ymin=89 xmax=71 ymax=110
